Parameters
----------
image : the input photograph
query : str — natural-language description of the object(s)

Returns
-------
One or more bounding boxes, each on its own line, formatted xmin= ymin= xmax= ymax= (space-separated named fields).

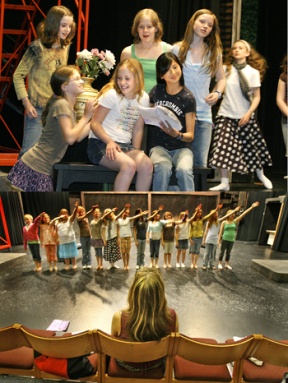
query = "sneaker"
xmin=113 ymin=264 xmax=120 ymax=269
xmin=54 ymin=266 xmax=58 ymax=271
xmin=168 ymin=264 xmax=172 ymax=268
xmin=86 ymin=265 xmax=91 ymax=269
xmin=136 ymin=265 xmax=140 ymax=270
xmin=82 ymin=265 xmax=87 ymax=270
xmin=163 ymin=264 xmax=167 ymax=269
xmin=65 ymin=266 xmax=70 ymax=271
xmin=209 ymin=183 xmax=230 ymax=191
xmin=202 ymin=266 xmax=207 ymax=270
xmin=72 ymin=265 xmax=77 ymax=270
xmin=225 ymin=265 xmax=232 ymax=270
xmin=181 ymin=263 xmax=186 ymax=268
xmin=37 ymin=267 xmax=42 ymax=272
xmin=176 ymin=263 xmax=180 ymax=268
xmin=49 ymin=266 xmax=53 ymax=272
xmin=194 ymin=264 xmax=198 ymax=269
xmin=218 ymin=264 xmax=223 ymax=269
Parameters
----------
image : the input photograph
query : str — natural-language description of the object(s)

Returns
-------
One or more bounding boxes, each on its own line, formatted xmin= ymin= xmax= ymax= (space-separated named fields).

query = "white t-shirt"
xmin=205 ymin=223 xmax=219 ymax=245
xmin=56 ymin=219 xmax=76 ymax=245
xmin=175 ymin=222 xmax=190 ymax=240
xmin=117 ymin=218 xmax=132 ymax=238
xmin=218 ymin=64 xmax=261 ymax=119
xmin=89 ymin=88 xmax=149 ymax=143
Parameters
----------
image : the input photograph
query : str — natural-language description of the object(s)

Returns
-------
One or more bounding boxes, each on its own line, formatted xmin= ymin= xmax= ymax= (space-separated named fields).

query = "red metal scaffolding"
xmin=0 ymin=0 xmax=90 ymax=165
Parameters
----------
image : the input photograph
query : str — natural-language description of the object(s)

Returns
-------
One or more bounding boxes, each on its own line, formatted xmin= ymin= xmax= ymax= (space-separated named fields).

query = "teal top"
xmin=222 ymin=221 xmax=237 ymax=242
xmin=131 ymin=42 xmax=168 ymax=93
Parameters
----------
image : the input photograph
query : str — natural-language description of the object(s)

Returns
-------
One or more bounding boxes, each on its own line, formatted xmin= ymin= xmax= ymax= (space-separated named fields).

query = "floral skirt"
xmin=7 ymin=160 xmax=53 ymax=191
xmin=209 ymin=115 xmax=272 ymax=174
xmin=103 ymin=237 xmax=121 ymax=263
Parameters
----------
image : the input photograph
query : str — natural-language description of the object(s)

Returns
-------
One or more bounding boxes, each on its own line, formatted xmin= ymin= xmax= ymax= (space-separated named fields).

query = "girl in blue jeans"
xmin=149 ymin=52 xmax=196 ymax=191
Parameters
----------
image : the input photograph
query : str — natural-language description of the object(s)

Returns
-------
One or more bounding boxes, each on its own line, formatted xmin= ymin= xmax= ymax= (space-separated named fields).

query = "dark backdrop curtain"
xmin=256 ymin=0 xmax=287 ymax=171
xmin=0 ymin=192 xmax=23 ymax=246
xmin=0 ymin=192 xmax=69 ymax=247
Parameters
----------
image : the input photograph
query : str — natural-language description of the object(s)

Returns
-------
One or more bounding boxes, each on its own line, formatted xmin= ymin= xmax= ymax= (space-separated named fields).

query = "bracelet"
xmin=176 ymin=132 xmax=183 ymax=140
xmin=214 ymin=90 xmax=222 ymax=100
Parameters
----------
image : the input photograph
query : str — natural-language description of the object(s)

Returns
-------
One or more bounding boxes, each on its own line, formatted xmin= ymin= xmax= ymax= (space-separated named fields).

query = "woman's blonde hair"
xmin=24 ymin=214 xmax=33 ymax=221
xmin=225 ymin=40 xmax=268 ymax=82
xmin=131 ymin=8 xmax=163 ymax=44
xmin=177 ymin=9 xmax=222 ymax=76
xmin=124 ymin=268 xmax=173 ymax=341
xmin=97 ymin=58 xmax=145 ymax=101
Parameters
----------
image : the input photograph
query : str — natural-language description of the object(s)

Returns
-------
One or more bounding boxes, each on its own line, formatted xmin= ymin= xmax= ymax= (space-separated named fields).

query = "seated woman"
xmin=111 ymin=267 xmax=178 ymax=377
xmin=149 ymin=52 xmax=196 ymax=191
xmin=87 ymin=58 xmax=153 ymax=191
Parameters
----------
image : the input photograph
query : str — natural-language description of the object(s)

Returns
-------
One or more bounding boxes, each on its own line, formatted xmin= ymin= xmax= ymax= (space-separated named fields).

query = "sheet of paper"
xmin=47 ymin=319 xmax=70 ymax=332
xmin=139 ymin=105 xmax=182 ymax=131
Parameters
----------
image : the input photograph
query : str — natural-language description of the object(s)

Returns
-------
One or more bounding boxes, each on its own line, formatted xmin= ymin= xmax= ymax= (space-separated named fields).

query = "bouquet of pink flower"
xmin=76 ymin=48 xmax=116 ymax=78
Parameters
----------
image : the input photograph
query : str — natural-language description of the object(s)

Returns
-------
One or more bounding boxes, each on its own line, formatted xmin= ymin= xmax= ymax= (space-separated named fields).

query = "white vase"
xmin=75 ymin=77 xmax=98 ymax=121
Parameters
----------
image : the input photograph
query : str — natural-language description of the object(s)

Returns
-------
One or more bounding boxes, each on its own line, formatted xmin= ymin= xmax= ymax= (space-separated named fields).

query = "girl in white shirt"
xmin=209 ymin=40 xmax=273 ymax=191
xmin=87 ymin=58 xmax=153 ymax=191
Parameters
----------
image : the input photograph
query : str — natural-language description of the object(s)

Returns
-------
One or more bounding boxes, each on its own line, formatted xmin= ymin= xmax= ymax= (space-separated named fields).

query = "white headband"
xmin=238 ymin=40 xmax=251 ymax=53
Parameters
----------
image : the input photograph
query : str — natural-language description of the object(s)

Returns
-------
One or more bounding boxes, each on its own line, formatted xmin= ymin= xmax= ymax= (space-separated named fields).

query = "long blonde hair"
xmin=177 ymin=9 xmax=222 ymax=76
xmin=96 ymin=58 xmax=145 ymax=101
xmin=124 ymin=268 xmax=173 ymax=341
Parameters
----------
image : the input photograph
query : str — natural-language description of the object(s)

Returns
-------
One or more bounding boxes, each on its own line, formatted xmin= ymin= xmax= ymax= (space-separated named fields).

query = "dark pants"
xmin=28 ymin=243 xmax=41 ymax=262
xmin=219 ymin=239 xmax=234 ymax=262
xmin=150 ymin=239 xmax=160 ymax=259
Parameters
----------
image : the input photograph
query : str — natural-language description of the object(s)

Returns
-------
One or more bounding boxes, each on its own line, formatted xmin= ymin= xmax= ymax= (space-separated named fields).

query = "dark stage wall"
xmin=3 ymin=0 xmax=287 ymax=171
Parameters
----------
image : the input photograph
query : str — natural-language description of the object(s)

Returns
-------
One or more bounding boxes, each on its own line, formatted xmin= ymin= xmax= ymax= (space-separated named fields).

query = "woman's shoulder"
xmin=121 ymin=45 xmax=132 ymax=60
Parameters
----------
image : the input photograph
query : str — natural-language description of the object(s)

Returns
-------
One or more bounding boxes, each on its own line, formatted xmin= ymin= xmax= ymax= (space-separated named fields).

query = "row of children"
xmin=23 ymin=200 xmax=259 ymax=272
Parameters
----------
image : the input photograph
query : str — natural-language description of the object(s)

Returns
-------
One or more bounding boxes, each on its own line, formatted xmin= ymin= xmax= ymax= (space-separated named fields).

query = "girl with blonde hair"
xmin=209 ymin=40 xmax=273 ymax=191
xmin=87 ymin=58 xmax=153 ymax=191
xmin=111 ymin=268 xmax=178 ymax=376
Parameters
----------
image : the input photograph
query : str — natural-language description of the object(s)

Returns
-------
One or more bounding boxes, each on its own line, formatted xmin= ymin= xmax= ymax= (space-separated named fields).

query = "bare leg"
xmin=127 ymin=150 xmax=153 ymax=191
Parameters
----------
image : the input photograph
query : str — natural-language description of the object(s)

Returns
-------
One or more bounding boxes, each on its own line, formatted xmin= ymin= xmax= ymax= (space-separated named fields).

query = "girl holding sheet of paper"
xmin=149 ymin=52 xmax=196 ymax=191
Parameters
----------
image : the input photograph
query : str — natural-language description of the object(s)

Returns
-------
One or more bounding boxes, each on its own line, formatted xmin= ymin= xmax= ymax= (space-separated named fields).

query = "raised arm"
xmin=69 ymin=201 xmax=79 ymax=223
xmin=219 ymin=206 xmax=241 ymax=222
xmin=235 ymin=201 xmax=260 ymax=223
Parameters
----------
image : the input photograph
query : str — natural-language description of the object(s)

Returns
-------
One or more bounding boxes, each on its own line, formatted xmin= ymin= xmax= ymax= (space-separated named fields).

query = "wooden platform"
xmin=251 ymin=259 xmax=288 ymax=283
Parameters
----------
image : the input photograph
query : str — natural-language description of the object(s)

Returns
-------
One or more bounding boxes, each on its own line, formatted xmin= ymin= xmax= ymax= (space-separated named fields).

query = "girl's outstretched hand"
xmin=252 ymin=201 xmax=260 ymax=208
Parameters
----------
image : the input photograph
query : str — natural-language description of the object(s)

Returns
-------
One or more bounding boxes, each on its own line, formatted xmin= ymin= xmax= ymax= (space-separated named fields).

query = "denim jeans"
xmin=203 ymin=243 xmax=217 ymax=267
xmin=80 ymin=236 xmax=92 ymax=266
xmin=150 ymin=146 xmax=194 ymax=191
xmin=19 ymin=107 xmax=43 ymax=157
xmin=136 ymin=239 xmax=146 ymax=266
xmin=191 ymin=120 xmax=212 ymax=167
xmin=149 ymin=239 xmax=161 ymax=259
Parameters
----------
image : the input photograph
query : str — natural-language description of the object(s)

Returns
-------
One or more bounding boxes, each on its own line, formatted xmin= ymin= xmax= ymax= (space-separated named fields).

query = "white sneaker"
xmin=136 ymin=265 xmax=140 ymax=270
xmin=218 ymin=264 xmax=223 ymax=269
xmin=176 ymin=263 xmax=180 ymax=268
xmin=256 ymin=170 xmax=273 ymax=189
xmin=225 ymin=264 xmax=232 ymax=270
xmin=209 ymin=183 xmax=230 ymax=191
xmin=181 ymin=263 xmax=186 ymax=268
